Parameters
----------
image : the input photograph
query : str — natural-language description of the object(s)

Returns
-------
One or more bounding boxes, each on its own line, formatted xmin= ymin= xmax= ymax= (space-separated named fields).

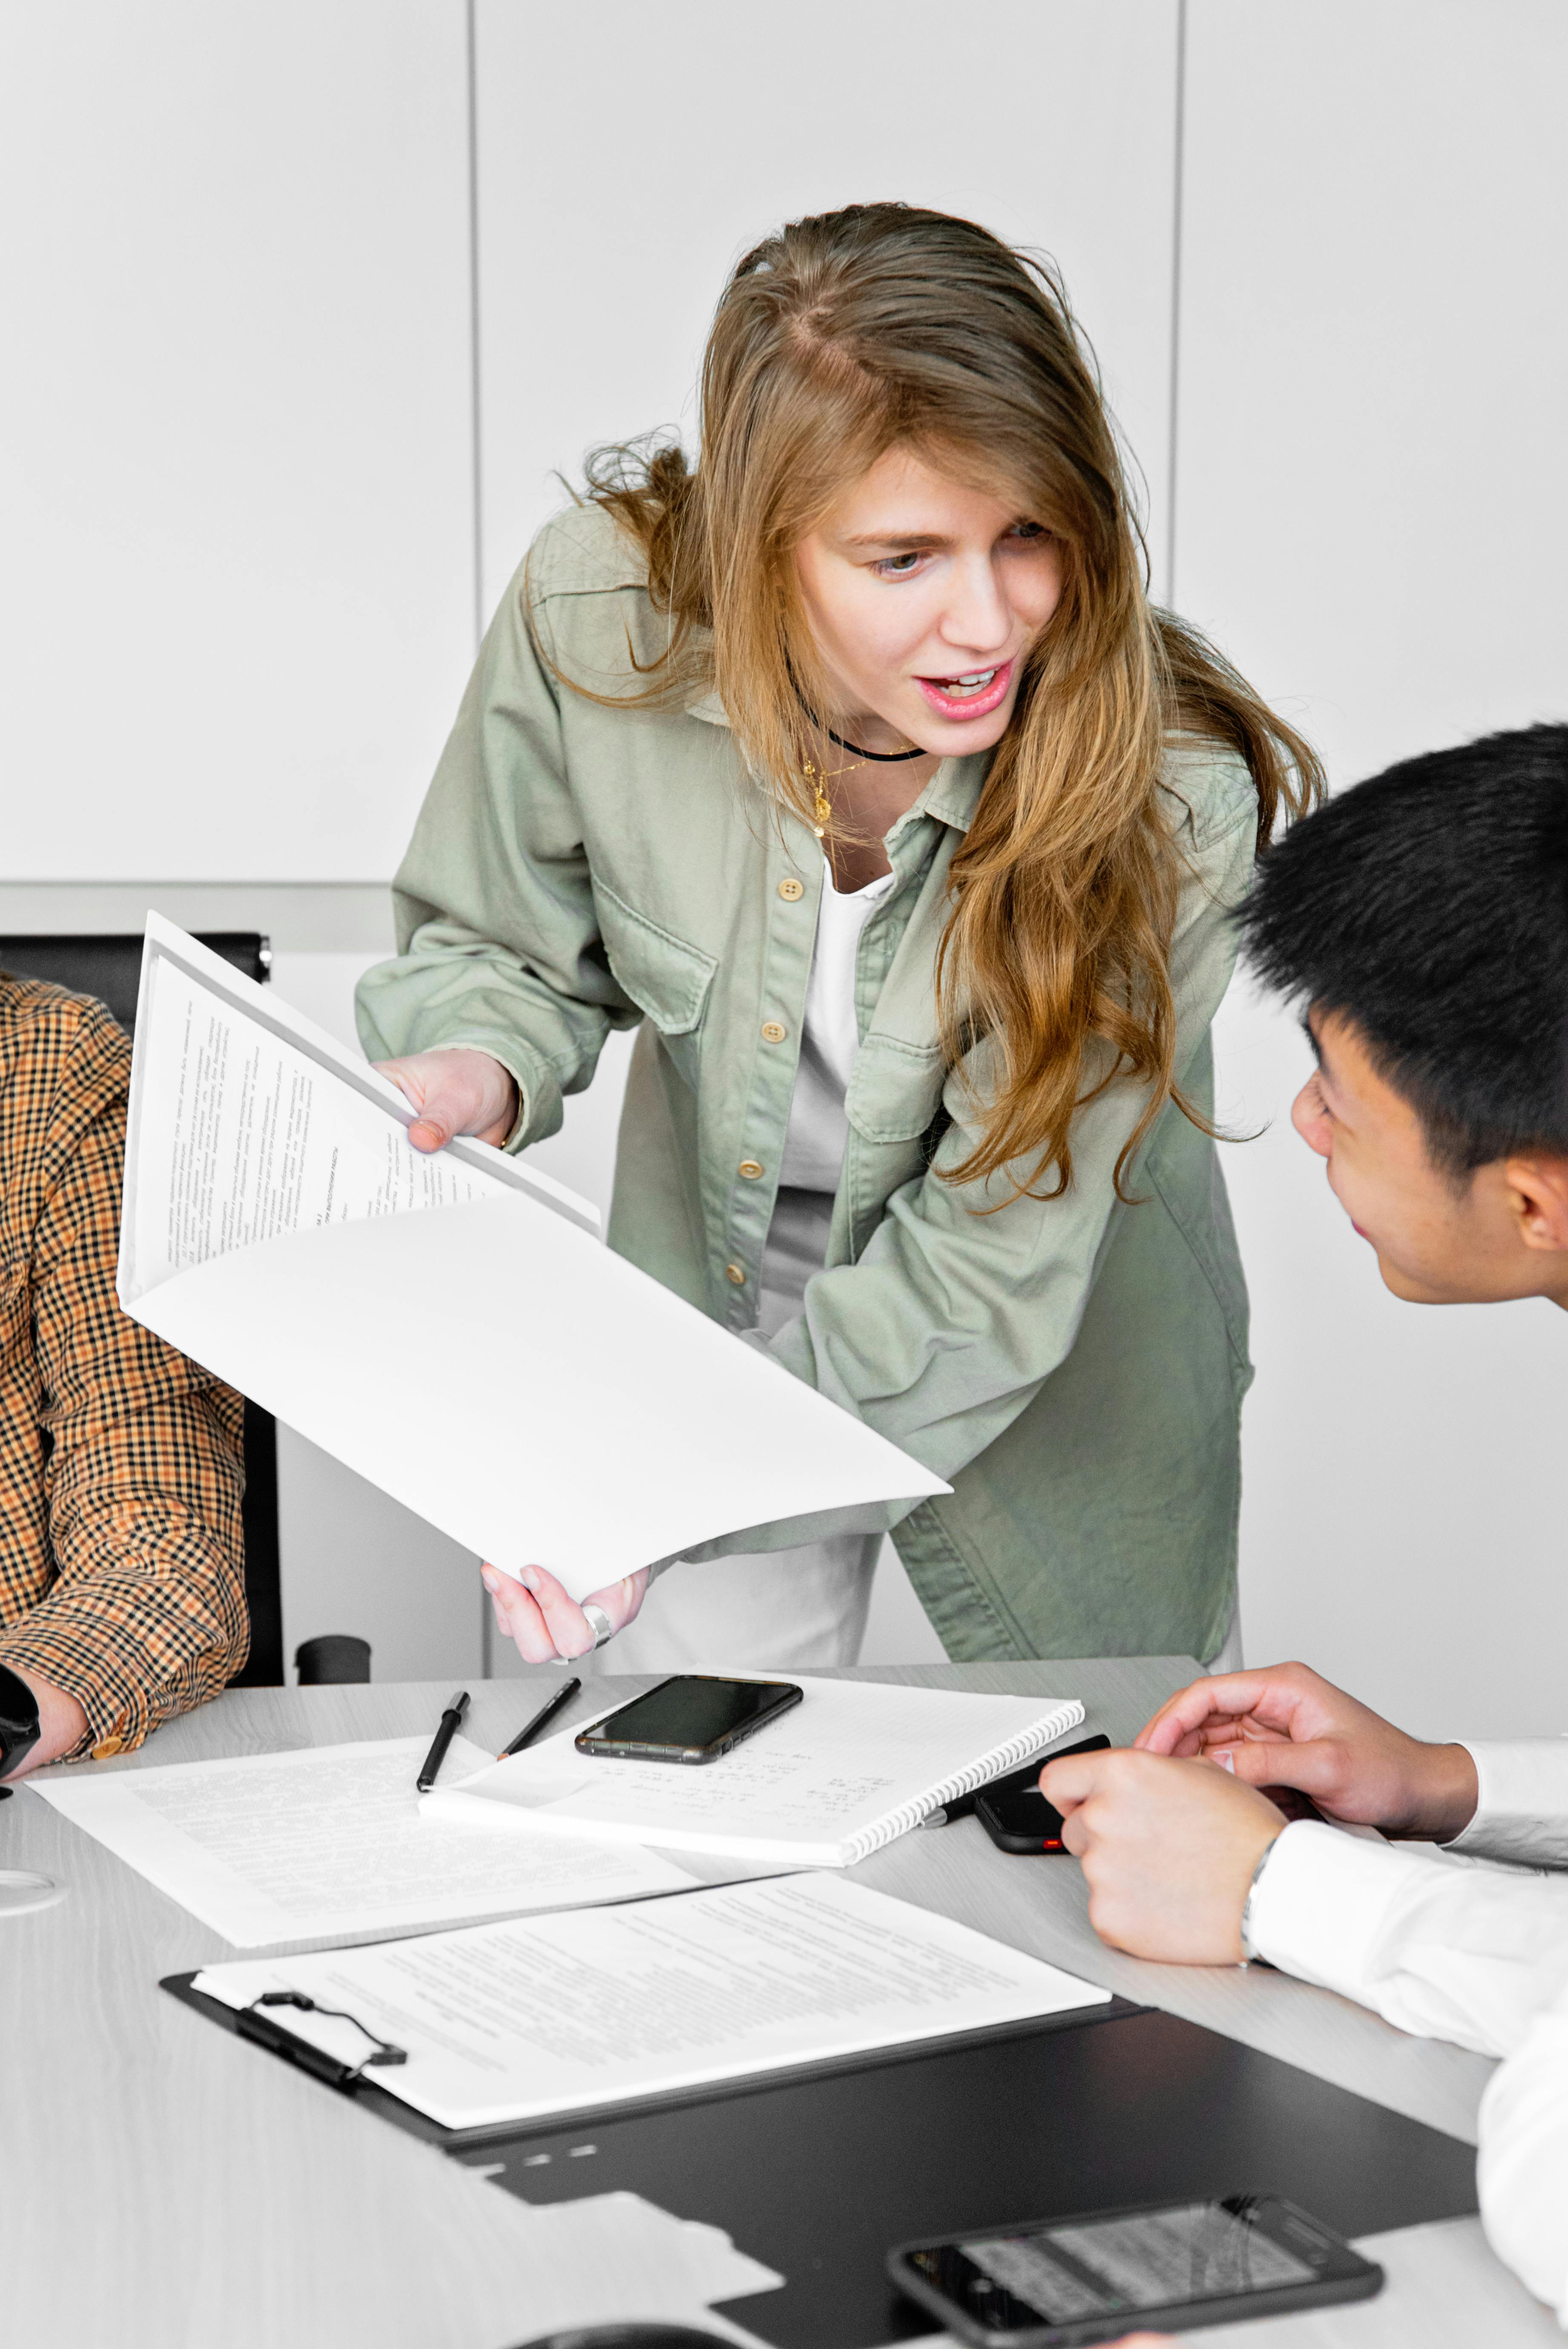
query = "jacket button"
xmin=738 ymin=1161 xmax=764 ymax=1180
xmin=778 ymin=877 xmax=805 ymax=901
xmin=724 ymin=1262 xmax=746 ymax=1285
xmin=761 ymin=1021 xmax=786 ymax=1043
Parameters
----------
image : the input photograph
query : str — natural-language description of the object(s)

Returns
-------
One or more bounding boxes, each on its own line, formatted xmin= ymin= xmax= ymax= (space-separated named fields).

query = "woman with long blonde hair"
xmin=359 ymin=203 xmax=1319 ymax=1670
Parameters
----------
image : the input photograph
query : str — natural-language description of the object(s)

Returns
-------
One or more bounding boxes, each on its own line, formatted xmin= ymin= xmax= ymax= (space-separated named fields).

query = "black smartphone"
xmin=574 ymin=1674 xmax=804 ymax=1765
xmin=888 ymin=2193 xmax=1384 ymax=2346
xmin=976 ymin=1734 xmax=1110 ymax=1853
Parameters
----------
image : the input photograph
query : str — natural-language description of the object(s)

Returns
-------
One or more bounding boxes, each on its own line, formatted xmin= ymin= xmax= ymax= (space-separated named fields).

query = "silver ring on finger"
xmin=580 ymin=1603 xmax=615 ymax=1652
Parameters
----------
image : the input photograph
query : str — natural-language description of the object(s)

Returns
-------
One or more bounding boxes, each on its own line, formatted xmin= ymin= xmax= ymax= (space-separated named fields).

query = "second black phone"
xmin=975 ymin=1732 xmax=1111 ymax=1853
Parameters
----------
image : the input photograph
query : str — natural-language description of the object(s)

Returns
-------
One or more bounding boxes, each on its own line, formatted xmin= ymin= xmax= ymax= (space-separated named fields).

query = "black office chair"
xmin=0 ymin=931 xmax=368 ymax=1688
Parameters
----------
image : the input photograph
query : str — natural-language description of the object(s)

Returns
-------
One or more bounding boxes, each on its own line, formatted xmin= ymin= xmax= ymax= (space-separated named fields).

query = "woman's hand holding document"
xmin=118 ymin=918 xmax=948 ymax=1601
xmin=424 ymin=1676 xmax=1087 ymax=1866
xmin=190 ymin=1875 xmax=1111 ymax=2132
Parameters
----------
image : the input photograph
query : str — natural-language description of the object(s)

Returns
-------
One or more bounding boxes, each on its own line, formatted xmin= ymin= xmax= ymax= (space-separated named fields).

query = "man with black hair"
xmin=1037 ymin=725 xmax=1568 ymax=2321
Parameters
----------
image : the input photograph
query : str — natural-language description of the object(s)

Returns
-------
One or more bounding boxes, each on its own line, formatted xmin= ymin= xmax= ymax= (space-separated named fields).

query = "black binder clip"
xmin=237 ymin=1990 xmax=409 ymax=2089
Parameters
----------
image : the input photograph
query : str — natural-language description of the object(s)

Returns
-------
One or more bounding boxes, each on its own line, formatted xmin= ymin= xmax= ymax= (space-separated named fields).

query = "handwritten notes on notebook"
xmin=29 ymin=1737 xmax=706 ymax=1946
xmin=191 ymin=1873 xmax=1111 ymax=2130
xmin=424 ymin=1676 xmax=1086 ymax=1866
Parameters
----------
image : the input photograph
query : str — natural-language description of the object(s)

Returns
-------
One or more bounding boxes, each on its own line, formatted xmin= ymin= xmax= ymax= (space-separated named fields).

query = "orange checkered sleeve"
xmin=0 ymin=978 xmax=247 ymax=1756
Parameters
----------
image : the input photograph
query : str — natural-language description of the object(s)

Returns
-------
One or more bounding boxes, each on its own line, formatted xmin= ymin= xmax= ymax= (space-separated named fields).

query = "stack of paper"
xmin=28 ymin=1738 xmax=745 ymax=1946
xmin=191 ymin=1873 xmax=1111 ymax=2130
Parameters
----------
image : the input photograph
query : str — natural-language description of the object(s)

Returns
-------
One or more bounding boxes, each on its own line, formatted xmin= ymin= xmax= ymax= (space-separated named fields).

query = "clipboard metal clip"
xmin=237 ymin=1990 xmax=408 ymax=2089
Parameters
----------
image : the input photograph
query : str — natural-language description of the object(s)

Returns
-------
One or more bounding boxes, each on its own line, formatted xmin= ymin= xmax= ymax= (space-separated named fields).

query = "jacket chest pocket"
xmin=843 ymin=1035 xmax=949 ymax=1246
xmin=845 ymin=1032 xmax=948 ymax=1146
xmin=594 ymin=878 xmax=718 ymax=1087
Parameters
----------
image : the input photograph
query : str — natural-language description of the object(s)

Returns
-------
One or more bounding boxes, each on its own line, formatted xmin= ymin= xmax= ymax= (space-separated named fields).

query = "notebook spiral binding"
xmin=864 ymin=1703 xmax=1087 ymax=1857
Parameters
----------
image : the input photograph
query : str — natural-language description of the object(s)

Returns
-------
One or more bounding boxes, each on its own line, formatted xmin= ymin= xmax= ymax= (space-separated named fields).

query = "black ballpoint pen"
xmin=921 ymin=1791 xmax=981 ymax=1829
xmin=416 ymin=1689 xmax=471 ymax=1791
xmin=498 ymin=1674 xmax=582 ymax=1760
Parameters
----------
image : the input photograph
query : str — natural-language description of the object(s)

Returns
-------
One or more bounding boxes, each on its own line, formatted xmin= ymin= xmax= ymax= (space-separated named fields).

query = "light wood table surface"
xmin=3 ymin=1660 xmax=1558 ymax=2349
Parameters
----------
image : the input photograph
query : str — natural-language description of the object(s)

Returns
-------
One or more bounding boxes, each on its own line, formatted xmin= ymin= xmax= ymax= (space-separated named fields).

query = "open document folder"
xmin=117 ymin=917 xmax=948 ymax=1599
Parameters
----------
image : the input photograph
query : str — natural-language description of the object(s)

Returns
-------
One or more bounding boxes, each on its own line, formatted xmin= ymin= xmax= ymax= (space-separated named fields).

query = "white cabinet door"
xmin=0 ymin=0 xmax=476 ymax=882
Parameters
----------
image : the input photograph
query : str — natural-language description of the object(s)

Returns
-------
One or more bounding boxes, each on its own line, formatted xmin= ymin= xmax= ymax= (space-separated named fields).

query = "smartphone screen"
xmin=896 ymin=2195 xmax=1379 ymax=2342
xmin=575 ymin=1674 xmax=803 ymax=1762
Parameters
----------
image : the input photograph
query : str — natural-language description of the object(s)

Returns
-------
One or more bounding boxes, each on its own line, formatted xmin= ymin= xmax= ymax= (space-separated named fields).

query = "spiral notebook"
xmin=422 ymin=1676 xmax=1085 ymax=1867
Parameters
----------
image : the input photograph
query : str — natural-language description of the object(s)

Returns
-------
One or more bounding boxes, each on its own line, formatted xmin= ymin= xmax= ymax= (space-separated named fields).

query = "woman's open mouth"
xmin=915 ymin=660 xmax=1013 ymax=721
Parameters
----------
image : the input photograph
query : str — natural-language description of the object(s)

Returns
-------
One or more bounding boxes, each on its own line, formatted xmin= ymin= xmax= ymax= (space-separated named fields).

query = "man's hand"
xmin=0 ymin=1665 xmax=89 ymax=1779
xmin=375 ymin=1048 xmax=518 ymax=1154
xmin=1038 ymin=1747 xmax=1284 ymax=1965
xmin=480 ymin=1562 xmax=649 ymax=1663
xmin=1134 ymin=1660 xmax=1479 ymax=1841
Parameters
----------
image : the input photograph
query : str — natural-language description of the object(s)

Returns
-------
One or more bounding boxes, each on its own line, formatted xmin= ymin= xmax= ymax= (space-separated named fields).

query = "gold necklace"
xmin=801 ymin=750 xmax=863 ymax=840
xmin=801 ymin=726 xmax=922 ymax=840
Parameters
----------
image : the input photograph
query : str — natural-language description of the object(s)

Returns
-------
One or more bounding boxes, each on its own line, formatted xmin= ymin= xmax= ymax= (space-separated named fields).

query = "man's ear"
xmin=1505 ymin=1154 xmax=1568 ymax=1253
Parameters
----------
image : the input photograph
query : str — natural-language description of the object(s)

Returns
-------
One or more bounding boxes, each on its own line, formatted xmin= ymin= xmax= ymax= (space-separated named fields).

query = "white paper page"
xmin=119 ymin=915 xmax=597 ymax=1305
xmin=29 ymin=1737 xmax=705 ymax=1946
xmin=192 ymin=1873 xmax=1111 ymax=2130
xmin=120 ymin=919 xmax=948 ymax=1599
xmin=495 ymin=2193 xmax=782 ymax=2313
xmin=129 ymin=1194 xmax=950 ymax=1598
xmin=423 ymin=1678 xmax=1085 ymax=1865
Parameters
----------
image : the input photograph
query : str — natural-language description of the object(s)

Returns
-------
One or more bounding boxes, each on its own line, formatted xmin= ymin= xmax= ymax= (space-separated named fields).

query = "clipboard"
xmin=163 ymin=1972 xmax=1478 ymax=2349
xmin=161 ymin=1967 xmax=1137 ymax=2149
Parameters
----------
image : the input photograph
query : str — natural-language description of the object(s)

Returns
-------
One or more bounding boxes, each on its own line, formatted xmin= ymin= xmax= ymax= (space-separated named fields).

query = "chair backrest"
xmin=0 ymin=931 xmax=270 ymax=1038
xmin=0 ymin=930 xmax=285 ymax=1684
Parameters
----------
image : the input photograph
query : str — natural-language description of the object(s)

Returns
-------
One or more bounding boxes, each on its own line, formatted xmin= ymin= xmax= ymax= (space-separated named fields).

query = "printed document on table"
xmin=117 ymin=919 xmax=948 ymax=1600
xmin=191 ymin=1873 xmax=1112 ymax=2130
xmin=29 ymin=1737 xmax=717 ymax=1946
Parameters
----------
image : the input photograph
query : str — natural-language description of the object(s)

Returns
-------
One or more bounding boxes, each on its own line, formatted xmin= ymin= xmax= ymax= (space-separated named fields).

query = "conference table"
xmin=5 ymin=1659 xmax=1559 ymax=2349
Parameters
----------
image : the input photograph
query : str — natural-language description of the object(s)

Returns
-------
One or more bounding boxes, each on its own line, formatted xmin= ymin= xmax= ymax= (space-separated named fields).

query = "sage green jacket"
xmin=356 ymin=505 xmax=1256 ymax=1663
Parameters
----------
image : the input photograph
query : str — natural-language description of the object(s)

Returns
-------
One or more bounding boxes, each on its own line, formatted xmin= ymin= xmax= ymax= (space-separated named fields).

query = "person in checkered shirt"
xmin=0 ymin=973 xmax=246 ymax=1777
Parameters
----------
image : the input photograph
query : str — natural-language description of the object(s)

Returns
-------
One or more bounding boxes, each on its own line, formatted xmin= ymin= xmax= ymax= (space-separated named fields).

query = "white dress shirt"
xmin=1447 ymin=1737 xmax=1568 ymax=1867
xmin=1247 ymin=1740 xmax=1568 ymax=2322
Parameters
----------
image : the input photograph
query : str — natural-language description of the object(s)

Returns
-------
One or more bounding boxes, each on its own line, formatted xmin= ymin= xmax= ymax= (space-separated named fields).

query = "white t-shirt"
xmin=777 ymin=860 xmax=896 ymax=1193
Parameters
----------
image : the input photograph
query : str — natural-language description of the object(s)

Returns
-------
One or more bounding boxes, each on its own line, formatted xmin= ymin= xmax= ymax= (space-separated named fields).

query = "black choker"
xmin=825 ymin=727 xmax=926 ymax=764
xmin=792 ymin=676 xmax=927 ymax=764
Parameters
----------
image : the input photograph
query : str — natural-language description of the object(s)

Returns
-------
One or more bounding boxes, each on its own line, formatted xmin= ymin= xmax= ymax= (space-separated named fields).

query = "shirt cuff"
xmin=434 ymin=1035 xmax=561 ymax=1153
xmin=1245 ymin=1821 xmax=1422 ymax=2004
xmin=0 ymin=1629 xmax=137 ymax=1760
xmin=1447 ymin=1740 xmax=1568 ymax=1868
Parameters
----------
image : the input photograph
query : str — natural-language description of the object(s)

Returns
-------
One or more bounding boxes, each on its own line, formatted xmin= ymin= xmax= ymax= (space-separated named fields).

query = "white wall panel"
xmin=1181 ymin=3 xmax=1568 ymax=1735
xmin=473 ymin=0 xmax=1180 ymax=614
xmin=0 ymin=1 xmax=475 ymax=881
xmin=1176 ymin=0 xmax=1568 ymax=779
